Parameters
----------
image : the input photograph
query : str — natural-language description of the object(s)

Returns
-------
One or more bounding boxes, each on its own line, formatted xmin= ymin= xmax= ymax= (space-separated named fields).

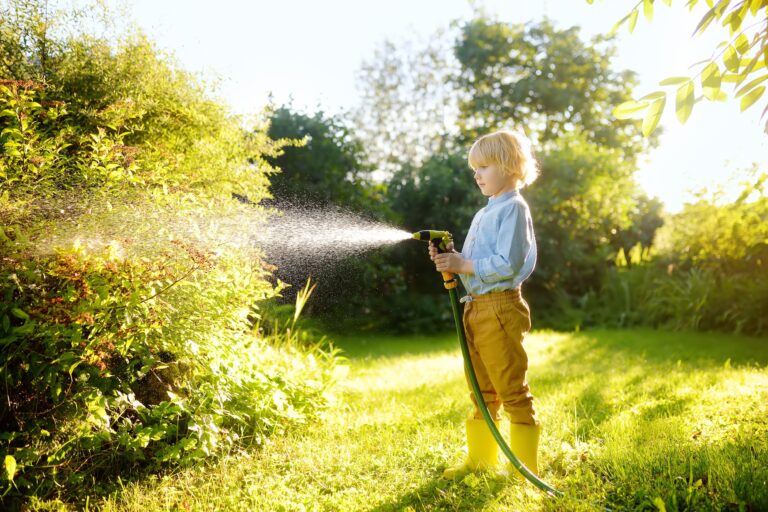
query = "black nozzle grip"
xmin=431 ymin=238 xmax=446 ymax=253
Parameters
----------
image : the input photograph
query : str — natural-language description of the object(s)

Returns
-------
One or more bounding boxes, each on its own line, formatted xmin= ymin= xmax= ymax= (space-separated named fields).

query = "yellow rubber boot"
xmin=506 ymin=422 xmax=541 ymax=481
xmin=442 ymin=418 xmax=500 ymax=480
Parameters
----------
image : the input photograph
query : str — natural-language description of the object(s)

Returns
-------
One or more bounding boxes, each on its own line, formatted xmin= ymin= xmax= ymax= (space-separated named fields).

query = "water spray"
xmin=412 ymin=229 xmax=612 ymax=511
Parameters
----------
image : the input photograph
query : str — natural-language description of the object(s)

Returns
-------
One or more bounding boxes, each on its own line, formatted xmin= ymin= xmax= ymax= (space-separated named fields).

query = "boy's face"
xmin=472 ymin=164 xmax=516 ymax=198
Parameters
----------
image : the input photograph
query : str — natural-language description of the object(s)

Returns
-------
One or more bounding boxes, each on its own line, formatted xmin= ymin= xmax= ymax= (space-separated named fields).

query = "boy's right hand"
xmin=428 ymin=240 xmax=455 ymax=261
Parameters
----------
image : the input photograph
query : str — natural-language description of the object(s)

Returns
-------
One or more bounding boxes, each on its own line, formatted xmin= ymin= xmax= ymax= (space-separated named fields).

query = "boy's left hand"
xmin=434 ymin=252 xmax=472 ymax=274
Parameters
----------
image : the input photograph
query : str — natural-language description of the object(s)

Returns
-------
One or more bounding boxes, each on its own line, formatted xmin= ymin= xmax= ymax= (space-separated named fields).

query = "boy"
xmin=429 ymin=129 xmax=540 ymax=481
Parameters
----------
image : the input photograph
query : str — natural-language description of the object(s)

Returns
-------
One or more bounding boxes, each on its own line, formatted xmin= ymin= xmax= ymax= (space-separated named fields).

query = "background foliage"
xmin=267 ymin=13 xmax=765 ymax=336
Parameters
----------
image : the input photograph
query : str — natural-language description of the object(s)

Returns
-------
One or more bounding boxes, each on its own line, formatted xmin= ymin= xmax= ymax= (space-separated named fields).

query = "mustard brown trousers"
xmin=462 ymin=287 xmax=539 ymax=426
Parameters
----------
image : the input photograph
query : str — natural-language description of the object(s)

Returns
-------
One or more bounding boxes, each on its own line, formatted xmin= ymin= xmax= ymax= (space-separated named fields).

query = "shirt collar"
xmin=487 ymin=189 xmax=519 ymax=206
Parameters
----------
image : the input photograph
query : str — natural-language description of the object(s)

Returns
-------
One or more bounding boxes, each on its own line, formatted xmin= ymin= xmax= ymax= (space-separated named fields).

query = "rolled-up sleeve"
xmin=473 ymin=203 xmax=534 ymax=284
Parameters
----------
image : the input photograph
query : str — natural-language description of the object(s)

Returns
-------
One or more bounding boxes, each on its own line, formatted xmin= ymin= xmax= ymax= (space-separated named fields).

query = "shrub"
xmin=0 ymin=242 xmax=341 ymax=504
xmin=578 ymin=187 xmax=768 ymax=337
xmin=0 ymin=2 xmax=342 ymax=506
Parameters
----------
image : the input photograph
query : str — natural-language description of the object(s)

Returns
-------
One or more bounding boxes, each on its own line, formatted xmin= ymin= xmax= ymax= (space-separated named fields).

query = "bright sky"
xmin=123 ymin=0 xmax=766 ymax=213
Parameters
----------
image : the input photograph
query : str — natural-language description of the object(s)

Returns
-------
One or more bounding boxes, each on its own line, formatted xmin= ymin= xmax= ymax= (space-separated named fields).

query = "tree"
xmin=351 ymin=28 xmax=461 ymax=176
xmin=451 ymin=17 xmax=663 ymax=302
xmin=602 ymin=0 xmax=768 ymax=135
xmin=453 ymin=17 xmax=656 ymax=160
xmin=265 ymin=103 xmax=376 ymax=210
xmin=525 ymin=131 xmax=649 ymax=299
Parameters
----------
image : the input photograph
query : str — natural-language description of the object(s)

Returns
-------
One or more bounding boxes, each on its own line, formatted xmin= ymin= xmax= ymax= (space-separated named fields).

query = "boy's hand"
xmin=428 ymin=240 xmax=455 ymax=261
xmin=433 ymin=251 xmax=473 ymax=274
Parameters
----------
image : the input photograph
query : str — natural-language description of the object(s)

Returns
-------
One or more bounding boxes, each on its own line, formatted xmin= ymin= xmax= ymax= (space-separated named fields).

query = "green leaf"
xmin=693 ymin=4 xmax=717 ymax=35
xmin=701 ymin=62 xmax=722 ymax=100
xmin=660 ymin=76 xmax=692 ymax=86
xmin=735 ymin=74 xmax=768 ymax=98
xmin=676 ymin=80 xmax=695 ymax=123
xmin=4 ymin=455 xmax=16 ymax=481
xmin=629 ymin=9 xmax=639 ymax=33
xmin=734 ymin=33 xmax=750 ymax=54
xmin=639 ymin=91 xmax=667 ymax=101
xmin=740 ymin=85 xmax=765 ymax=111
xmin=644 ymin=0 xmax=654 ymax=21
xmin=722 ymin=10 xmax=743 ymax=34
xmin=68 ymin=358 xmax=84 ymax=376
xmin=722 ymin=72 xmax=745 ymax=83
xmin=610 ymin=13 xmax=632 ymax=35
xmin=713 ymin=0 xmax=729 ymax=16
xmin=723 ymin=45 xmax=740 ymax=72
xmin=738 ymin=55 xmax=766 ymax=85
xmin=653 ymin=496 xmax=667 ymax=512
xmin=10 ymin=308 xmax=28 ymax=320
xmin=642 ymin=96 xmax=666 ymax=136
xmin=711 ymin=89 xmax=728 ymax=101
xmin=87 ymin=395 xmax=110 ymax=428
xmin=1 ymin=127 xmax=22 ymax=139
xmin=613 ymin=100 xmax=650 ymax=118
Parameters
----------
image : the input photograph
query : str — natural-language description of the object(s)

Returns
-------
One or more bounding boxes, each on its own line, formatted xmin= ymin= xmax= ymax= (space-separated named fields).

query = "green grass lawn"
xmin=97 ymin=328 xmax=767 ymax=511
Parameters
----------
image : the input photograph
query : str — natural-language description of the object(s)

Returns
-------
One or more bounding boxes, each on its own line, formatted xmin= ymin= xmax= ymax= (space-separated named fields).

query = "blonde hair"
xmin=467 ymin=130 xmax=539 ymax=188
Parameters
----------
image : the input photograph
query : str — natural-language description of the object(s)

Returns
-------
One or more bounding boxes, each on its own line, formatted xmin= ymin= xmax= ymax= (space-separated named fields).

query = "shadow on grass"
xmin=531 ymin=329 xmax=768 ymax=443
xmin=548 ymin=328 xmax=768 ymax=371
xmin=333 ymin=327 xmax=768 ymax=368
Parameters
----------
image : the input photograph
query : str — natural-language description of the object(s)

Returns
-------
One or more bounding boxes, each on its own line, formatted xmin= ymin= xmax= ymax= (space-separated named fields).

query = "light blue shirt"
xmin=458 ymin=190 xmax=537 ymax=295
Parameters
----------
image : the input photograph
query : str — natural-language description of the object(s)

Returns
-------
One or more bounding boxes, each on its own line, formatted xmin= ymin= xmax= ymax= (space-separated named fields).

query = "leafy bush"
xmin=585 ymin=263 xmax=768 ymax=336
xmin=0 ymin=2 xmax=343 ymax=507
xmin=574 ymin=171 xmax=768 ymax=336
xmin=0 ymin=242 xmax=341 ymax=504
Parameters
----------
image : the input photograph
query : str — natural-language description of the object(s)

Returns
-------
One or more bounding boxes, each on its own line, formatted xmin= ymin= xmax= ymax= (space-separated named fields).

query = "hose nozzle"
xmin=412 ymin=230 xmax=453 ymax=253
xmin=412 ymin=229 xmax=457 ymax=289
